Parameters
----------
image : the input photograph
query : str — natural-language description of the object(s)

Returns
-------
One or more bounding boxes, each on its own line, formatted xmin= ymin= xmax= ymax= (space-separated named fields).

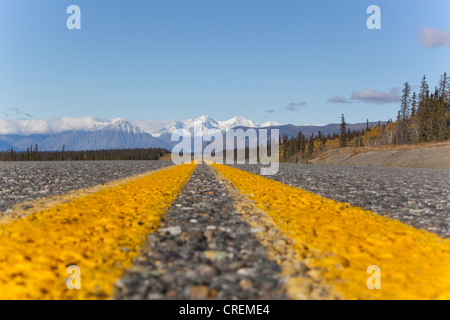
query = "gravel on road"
xmin=113 ymin=164 xmax=289 ymax=300
xmin=0 ymin=160 xmax=173 ymax=213
xmin=231 ymin=163 xmax=450 ymax=238
xmin=1 ymin=161 xmax=448 ymax=299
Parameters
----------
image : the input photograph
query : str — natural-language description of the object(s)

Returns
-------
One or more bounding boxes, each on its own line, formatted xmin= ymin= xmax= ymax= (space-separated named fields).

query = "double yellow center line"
xmin=0 ymin=164 xmax=196 ymax=299
xmin=0 ymin=163 xmax=449 ymax=300
xmin=212 ymin=163 xmax=450 ymax=300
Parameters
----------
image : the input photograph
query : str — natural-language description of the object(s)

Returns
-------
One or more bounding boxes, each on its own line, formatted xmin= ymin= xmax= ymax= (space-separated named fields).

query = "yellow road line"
xmin=0 ymin=164 xmax=196 ymax=300
xmin=209 ymin=165 xmax=343 ymax=300
xmin=0 ymin=165 xmax=175 ymax=226
xmin=212 ymin=163 xmax=450 ymax=300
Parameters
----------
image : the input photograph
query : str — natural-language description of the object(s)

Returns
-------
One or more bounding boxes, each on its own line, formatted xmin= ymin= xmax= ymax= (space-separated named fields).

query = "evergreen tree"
xmin=339 ymin=114 xmax=347 ymax=148
xmin=410 ymin=92 xmax=418 ymax=143
xmin=307 ymin=134 xmax=314 ymax=157
xmin=419 ymin=75 xmax=429 ymax=102
xmin=296 ymin=131 xmax=304 ymax=158
xmin=410 ymin=92 xmax=417 ymax=117
xmin=417 ymin=76 xmax=431 ymax=142
xmin=400 ymin=82 xmax=411 ymax=121
xmin=439 ymin=72 xmax=448 ymax=99
xmin=300 ymin=134 xmax=306 ymax=157
xmin=434 ymin=90 xmax=447 ymax=141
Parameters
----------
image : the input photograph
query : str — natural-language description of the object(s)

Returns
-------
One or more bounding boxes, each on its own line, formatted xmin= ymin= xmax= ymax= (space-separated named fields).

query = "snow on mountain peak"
xmin=145 ymin=115 xmax=282 ymax=138
xmin=197 ymin=115 xmax=213 ymax=121
xmin=218 ymin=116 xmax=259 ymax=129
xmin=261 ymin=121 xmax=282 ymax=127
xmin=193 ymin=115 xmax=219 ymax=128
xmin=104 ymin=118 xmax=144 ymax=134
xmin=0 ymin=115 xmax=282 ymax=137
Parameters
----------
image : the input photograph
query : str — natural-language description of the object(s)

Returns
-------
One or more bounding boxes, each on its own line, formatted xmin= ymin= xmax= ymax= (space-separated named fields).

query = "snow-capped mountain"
xmin=0 ymin=118 xmax=168 ymax=151
xmin=260 ymin=121 xmax=282 ymax=127
xmin=0 ymin=115 xmax=383 ymax=152
xmin=101 ymin=118 xmax=144 ymax=134
xmin=38 ymin=118 xmax=167 ymax=151
xmin=217 ymin=116 xmax=260 ymax=130
xmin=0 ymin=115 xmax=282 ymax=151
xmin=145 ymin=115 xmax=281 ymax=139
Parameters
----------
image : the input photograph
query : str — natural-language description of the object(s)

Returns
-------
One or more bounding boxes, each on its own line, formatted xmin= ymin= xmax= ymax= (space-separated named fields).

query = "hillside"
xmin=306 ymin=141 xmax=450 ymax=170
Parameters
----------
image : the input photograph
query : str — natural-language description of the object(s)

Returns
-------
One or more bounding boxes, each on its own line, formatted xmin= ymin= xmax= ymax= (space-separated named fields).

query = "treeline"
xmin=279 ymin=123 xmax=369 ymax=162
xmin=0 ymin=145 xmax=169 ymax=161
xmin=280 ymin=72 xmax=450 ymax=162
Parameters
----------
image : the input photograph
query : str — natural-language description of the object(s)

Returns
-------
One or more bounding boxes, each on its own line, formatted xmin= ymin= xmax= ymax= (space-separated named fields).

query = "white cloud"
xmin=350 ymin=88 xmax=400 ymax=104
xmin=285 ymin=102 xmax=307 ymax=111
xmin=0 ymin=119 xmax=49 ymax=135
xmin=418 ymin=25 xmax=450 ymax=48
xmin=0 ymin=116 xmax=106 ymax=135
xmin=327 ymin=96 xmax=353 ymax=104
xmin=47 ymin=116 xmax=100 ymax=133
xmin=131 ymin=119 xmax=177 ymax=134
xmin=2 ymin=107 xmax=33 ymax=119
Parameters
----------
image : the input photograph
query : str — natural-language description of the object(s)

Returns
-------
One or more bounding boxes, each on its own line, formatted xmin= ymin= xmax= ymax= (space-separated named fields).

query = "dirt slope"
xmin=307 ymin=142 xmax=450 ymax=170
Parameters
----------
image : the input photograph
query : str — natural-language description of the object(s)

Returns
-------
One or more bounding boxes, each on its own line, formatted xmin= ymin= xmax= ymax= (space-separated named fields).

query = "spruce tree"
xmin=410 ymin=92 xmax=418 ymax=143
xmin=339 ymin=114 xmax=347 ymax=148
xmin=307 ymin=134 xmax=314 ymax=157
xmin=400 ymin=82 xmax=411 ymax=121
xmin=419 ymin=75 xmax=429 ymax=103
xmin=417 ymin=77 xmax=431 ymax=142
xmin=439 ymin=72 xmax=448 ymax=98
xmin=410 ymin=92 xmax=417 ymax=117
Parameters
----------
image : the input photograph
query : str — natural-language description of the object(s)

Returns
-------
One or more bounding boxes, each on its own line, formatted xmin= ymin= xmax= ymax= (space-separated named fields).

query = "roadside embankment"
xmin=307 ymin=141 xmax=450 ymax=170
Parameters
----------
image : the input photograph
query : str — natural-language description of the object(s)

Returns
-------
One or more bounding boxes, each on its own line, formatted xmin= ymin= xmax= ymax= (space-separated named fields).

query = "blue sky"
xmin=0 ymin=0 xmax=449 ymax=125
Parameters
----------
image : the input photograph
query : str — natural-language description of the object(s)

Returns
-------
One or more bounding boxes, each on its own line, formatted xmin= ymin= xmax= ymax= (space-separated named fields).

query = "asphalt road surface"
xmin=114 ymin=164 xmax=289 ymax=300
xmin=231 ymin=163 xmax=450 ymax=239
xmin=0 ymin=161 xmax=449 ymax=300
xmin=0 ymin=160 xmax=172 ymax=213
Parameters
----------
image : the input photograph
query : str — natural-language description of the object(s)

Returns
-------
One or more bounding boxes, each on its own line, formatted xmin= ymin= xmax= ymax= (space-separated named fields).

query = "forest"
xmin=0 ymin=146 xmax=168 ymax=161
xmin=279 ymin=73 xmax=450 ymax=162
xmin=1 ymin=73 xmax=448 ymax=163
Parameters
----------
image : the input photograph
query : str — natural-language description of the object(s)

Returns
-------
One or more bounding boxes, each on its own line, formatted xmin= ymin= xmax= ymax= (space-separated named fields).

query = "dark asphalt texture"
xmin=0 ymin=161 xmax=448 ymax=299
xmin=114 ymin=164 xmax=287 ymax=300
xmin=231 ymin=163 xmax=450 ymax=238
xmin=1 ymin=161 xmax=448 ymax=238
xmin=0 ymin=160 xmax=172 ymax=213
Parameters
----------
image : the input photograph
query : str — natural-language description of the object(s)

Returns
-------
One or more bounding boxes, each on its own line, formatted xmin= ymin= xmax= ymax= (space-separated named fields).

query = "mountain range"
xmin=0 ymin=116 xmax=383 ymax=151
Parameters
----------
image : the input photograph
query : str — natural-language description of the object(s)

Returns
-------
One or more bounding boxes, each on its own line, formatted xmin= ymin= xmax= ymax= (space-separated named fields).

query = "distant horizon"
xmin=0 ymin=113 xmax=387 ymax=152
xmin=0 ymin=114 xmax=390 ymax=136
